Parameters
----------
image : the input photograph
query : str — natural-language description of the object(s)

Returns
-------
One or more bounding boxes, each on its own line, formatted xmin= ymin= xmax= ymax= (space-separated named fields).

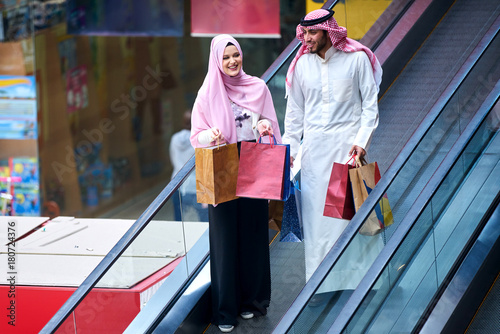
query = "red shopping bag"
xmin=236 ymin=135 xmax=290 ymax=201
xmin=323 ymin=160 xmax=355 ymax=219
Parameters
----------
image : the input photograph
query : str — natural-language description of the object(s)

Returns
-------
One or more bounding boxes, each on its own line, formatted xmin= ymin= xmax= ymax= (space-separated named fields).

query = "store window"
xmin=0 ymin=0 xmax=304 ymax=219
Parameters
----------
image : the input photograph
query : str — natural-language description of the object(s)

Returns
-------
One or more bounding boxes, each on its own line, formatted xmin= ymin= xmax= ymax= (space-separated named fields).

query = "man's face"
xmin=303 ymin=28 xmax=329 ymax=55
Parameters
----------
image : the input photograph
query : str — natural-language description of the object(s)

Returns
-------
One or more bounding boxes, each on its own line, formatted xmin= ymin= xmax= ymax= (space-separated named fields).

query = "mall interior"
xmin=0 ymin=0 xmax=499 ymax=333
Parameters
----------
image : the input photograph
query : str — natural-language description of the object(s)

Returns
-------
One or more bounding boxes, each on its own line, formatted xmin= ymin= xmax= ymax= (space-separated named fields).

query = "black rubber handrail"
xmin=273 ymin=14 xmax=500 ymax=333
xmin=328 ymin=81 xmax=500 ymax=333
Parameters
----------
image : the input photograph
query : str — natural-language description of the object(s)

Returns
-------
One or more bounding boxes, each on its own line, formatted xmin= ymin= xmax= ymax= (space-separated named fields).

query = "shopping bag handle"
xmin=215 ymin=137 xmax=223 ymax=150
xmin=258 ymin=134 xmax=277 ymax=147
xmin=352 ymin=154 xmax=368 ymax=167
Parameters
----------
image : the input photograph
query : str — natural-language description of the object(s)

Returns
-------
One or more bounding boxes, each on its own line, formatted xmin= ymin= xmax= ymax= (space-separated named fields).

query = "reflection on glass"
xmin=51 ymin=192 xmax=208 ymax=333
xmin=174 ymin=168 xmax=209 ymax=223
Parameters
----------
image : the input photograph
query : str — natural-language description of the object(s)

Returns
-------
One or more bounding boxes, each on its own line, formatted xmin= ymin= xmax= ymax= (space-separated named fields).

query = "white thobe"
xmin=283 ymin=46 xmax=383 ymax=291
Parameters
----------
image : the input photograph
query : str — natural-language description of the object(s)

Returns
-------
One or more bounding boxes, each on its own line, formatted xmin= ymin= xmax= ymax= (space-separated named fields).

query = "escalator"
xmin=41 ymin=0 xmax=500 ymax=333
xmin=274 ymin=11 xmax=500 ymax=333
xmin=322 ymin=87 xmax=500 ymax=333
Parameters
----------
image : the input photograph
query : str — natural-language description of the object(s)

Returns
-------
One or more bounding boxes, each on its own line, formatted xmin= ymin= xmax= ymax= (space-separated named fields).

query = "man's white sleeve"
xmin=283 ymin=71 xmax=305 ymax=159
xmin=353 ymin=52 xmax=379 ymax=150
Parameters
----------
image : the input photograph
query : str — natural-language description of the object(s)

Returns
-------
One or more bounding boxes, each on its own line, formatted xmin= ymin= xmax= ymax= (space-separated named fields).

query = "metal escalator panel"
xmin=466 ymin=273 xmax=500 ymax=334
xmin=344 ymin=111 xmax=499 ymax=334
xmin=331 ymin=91 xmax=500 ymax=333
xmin=417 ymin=194 xmax=500 ymax=334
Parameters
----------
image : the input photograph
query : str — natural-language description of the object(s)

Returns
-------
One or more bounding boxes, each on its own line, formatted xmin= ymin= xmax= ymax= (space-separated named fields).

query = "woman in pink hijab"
xmin=190 ymin=34 xmax=281 ymax=333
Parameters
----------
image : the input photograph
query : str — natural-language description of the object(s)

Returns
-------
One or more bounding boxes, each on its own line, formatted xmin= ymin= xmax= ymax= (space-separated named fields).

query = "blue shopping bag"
xmin=280 ymin=178 xmax=303 ymax=242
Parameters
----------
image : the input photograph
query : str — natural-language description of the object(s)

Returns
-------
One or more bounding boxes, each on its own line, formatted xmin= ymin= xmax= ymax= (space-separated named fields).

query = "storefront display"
xmin=0 ymin=0 xmax=304 ymax=218
xmin=0 ymin=75 xmax=37 ymax=140
xmin=0 ymin=157 xmax=40 ymax=216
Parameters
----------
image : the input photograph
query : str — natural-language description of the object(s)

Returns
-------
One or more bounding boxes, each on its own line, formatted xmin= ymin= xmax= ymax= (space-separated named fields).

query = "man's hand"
xmin=349 ymin=145 xmax=366 ymax=159
xmin=290 ymin=156 xmax=294 ymax=168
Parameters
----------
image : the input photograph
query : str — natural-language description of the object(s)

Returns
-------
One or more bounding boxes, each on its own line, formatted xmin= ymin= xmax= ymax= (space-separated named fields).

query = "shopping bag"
xmin=280 ymin=179 xmax=303 ymax=242
xmin=323 ymin=160 xmax=356 ymax=219
xmin=195 ymin=143 xmax=239 ymax=205
xmin=268 ymin=200 xmax=284 ymax=231
xmin=236 ymin=135 xmax=290 ymax=201
xmin=349 ymin=156 xmax=394 ymax=236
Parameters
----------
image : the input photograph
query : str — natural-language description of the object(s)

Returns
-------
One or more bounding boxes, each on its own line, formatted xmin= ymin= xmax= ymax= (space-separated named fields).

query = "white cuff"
xmin=197 ymin=129 xmax=213 ymax=146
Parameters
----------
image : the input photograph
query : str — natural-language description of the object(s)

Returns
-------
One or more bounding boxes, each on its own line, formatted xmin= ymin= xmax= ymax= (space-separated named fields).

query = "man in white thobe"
xmin=283 ymin=9 xmax=384 ymax=298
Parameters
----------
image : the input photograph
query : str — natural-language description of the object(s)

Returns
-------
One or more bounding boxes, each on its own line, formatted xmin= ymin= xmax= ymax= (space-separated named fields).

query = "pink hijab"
xmin=285 ymin=9 xmax=382 ymax=96
xmin=190 ymin=34 xmax=282 ymax=148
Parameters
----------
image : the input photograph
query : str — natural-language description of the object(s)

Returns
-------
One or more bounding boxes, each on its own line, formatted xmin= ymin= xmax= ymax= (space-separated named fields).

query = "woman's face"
xmin=222 ymin=45 xmax=241 ymax=76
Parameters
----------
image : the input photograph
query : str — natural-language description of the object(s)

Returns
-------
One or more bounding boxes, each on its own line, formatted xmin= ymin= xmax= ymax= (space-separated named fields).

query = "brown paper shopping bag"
xmin=268 ymin=200 xmax=284 ymax=231
xmin=349 ymin=156 xmax=394 ymax=236
xmin=195 ymin=143 xmax=239 ymax=205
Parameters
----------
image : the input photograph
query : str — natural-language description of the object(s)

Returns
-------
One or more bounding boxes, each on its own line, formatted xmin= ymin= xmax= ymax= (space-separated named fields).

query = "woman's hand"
xmin=210 ymin=127 xmax=225 ymax=143
xmin=257 ymin=120 xmax=273 ymax=137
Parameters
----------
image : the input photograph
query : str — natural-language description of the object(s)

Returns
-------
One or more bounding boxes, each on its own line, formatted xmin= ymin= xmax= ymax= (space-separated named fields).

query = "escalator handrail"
xmin=328 ymin=80 xmax=500 ymax=333
xmin=273 ymin=16 xmax=500 ymax=333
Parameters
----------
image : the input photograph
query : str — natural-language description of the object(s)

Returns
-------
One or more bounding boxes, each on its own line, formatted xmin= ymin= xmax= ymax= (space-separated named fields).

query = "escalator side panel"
xmin=418 ymin=196 xmax=500 ymax=334
xmin=466 ymin=273 xmax=500 ymax=334
xmin=378 ymin=0 xmax=455 ymax=95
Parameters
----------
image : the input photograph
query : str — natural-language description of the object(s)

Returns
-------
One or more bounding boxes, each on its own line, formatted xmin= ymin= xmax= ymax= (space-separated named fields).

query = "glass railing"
xmin=337 ymin=94 xmax=500 ymax=334
xmin=278 ymin=19 xmax=499 ymax=334
xmin=42 ymin=0 xmax=415 ymax=332
xmin=41 ymin=157 xmax=208 ymax=333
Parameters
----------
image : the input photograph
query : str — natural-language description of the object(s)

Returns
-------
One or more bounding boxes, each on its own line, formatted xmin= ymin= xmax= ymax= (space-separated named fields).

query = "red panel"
xmin=0 ymin=260 xmax=182 ymax=333
xmin=0 ymin=285 xmax=140 ymax=334
xmin=0 ymin=285 xmax=75 ymax=334
xmin=70 ymin=289 xmax=141 ymax=334
xmin=191 ymin=0 xmax=280 ymax=37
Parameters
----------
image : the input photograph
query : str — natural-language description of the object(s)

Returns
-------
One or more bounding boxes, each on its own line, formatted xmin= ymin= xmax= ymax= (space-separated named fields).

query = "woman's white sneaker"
xmin=240 ymin=312 xmax=254 ymax=320
xmin=218 ymin=324 xmax=234 ymax=333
